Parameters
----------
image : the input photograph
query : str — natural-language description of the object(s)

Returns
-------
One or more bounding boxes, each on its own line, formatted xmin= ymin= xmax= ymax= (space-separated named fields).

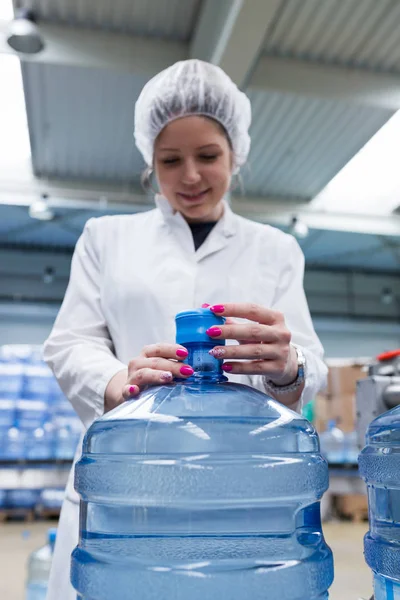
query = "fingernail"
xmin=201 ymin=303 xmax=210 ymax=308
xmin=209 ymin=348 xmax=225 ymax=358
xmin=176 ymin=348 xmax=188 ymax=358
xmin=160 ymin=371 xmax=173 ymax=382
xmin=180 ymin=366 xmax=194 ymax=376
xmin=129 ymin=385 xmax=138 ymax=395
xmin=222 ymin=364 xmax=233 ymax=372
xmin=210 ymin=305 xmax=225 ymax=313
xmin=206 ymin=327 xmax=222 ymax=337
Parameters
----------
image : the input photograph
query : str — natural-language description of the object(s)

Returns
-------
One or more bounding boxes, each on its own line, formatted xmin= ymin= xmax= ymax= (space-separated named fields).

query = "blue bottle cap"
xmin=48 ymin=528 xmax=57 ymax=546
xmin=175 ymin=308 xmax=226 ymax=345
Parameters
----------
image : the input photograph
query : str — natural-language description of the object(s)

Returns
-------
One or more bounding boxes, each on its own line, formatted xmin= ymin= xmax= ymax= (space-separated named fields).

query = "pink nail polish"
xmin=160 ymin=372 xmax=173 ymax=382
xmin=129 ymin=385 xmax=137 ymax=394
xmin=210 ymin=305 xmax=225 ymax=313
xmin=206 ymin=327 xmax=222 ymax=337
xmin=222 ymin=364 xmax=233 ymax=372
xmin=176 ymin=348 xmax=188 ymax=358
xmin=180 ymin=365 xmax=194 ymax=376
xmin=202 ymin=303 xmax=210 ymax=308
xmin=209 ymin=348 xmax=225 ymax=358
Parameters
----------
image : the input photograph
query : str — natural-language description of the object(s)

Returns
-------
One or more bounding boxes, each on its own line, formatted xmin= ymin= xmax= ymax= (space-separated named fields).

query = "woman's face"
xmin=154 ymin=116 xmax=233 ymax=223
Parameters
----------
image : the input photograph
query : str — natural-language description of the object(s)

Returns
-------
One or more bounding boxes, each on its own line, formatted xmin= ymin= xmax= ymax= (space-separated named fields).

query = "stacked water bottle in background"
xmin=0 ymin=344 xmax=81 ymax=461
xmin=0 ymin=347 xmax=23 ymax=460
xmin=0 ymin=344 xmax=82 ymax=512
xmin=25 ymin=528 xmax=57 ymax=600
xmin=319 ymin=420 xmax=360 ymax=464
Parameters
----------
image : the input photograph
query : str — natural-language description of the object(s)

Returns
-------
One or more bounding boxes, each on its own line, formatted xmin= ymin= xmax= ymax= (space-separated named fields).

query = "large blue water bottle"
xmin=72 ymin=309 xmax=333 ymax=599
xmin=359 ymin=402 xmax=400 ymax=597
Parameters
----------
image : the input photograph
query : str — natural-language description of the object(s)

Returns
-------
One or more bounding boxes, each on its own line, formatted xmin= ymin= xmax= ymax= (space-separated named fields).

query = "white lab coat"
xmin=43 ymin=195 xmax=327 ymax=600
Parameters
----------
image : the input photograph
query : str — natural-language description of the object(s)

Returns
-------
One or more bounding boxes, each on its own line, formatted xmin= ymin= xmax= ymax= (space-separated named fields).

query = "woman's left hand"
xmin=206 ymin=303 xmax=298 ymax=385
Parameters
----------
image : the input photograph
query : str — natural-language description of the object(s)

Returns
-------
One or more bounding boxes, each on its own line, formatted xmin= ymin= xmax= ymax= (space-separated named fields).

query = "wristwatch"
xmin=263 ymin=344 xmax=306 ymax=395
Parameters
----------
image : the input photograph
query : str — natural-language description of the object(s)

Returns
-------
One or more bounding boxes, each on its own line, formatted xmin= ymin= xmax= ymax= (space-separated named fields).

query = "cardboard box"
xmin=330 ymin=392 xmax=356 ymax=432
xmin=313 ymin=362 xmax=368 ymax=433
xmin=312 ymin=362 xmax=368 ymax=433
xmin=314 ymin=392 xmax=356 ymax=433
xmin=314 ymin=393 xmax=329 ymax=433
xmin=327 ymin=364 xmax=366 ymax=398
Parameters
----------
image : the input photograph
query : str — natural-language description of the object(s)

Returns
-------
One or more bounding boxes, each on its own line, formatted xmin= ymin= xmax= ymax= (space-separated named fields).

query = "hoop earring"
xmin=141 ymin=167 xmax=158 ymax=195
xmin=148 ymin=169 xmax=158 ymax=195
xmin=229 ymin=172 xmax=243 ymax=194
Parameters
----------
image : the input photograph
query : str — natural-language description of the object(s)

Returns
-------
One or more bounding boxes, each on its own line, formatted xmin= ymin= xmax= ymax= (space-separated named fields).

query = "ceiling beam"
xmin=2 ymin=18 xmax=400 ymax=109
xmin=190 ymin=0 xmax=281 ymax=87
xmin=250 ymin=56 xmax=400 ymax=111
xmin=0 ymin=19 xmax=187 ymax=76
xmin=231 ymin=196 xmax=400 ymax=237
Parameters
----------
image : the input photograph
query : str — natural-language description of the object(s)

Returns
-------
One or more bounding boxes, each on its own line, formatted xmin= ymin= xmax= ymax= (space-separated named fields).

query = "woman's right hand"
xmin=104 ymin=343 xmax=193 ymax=412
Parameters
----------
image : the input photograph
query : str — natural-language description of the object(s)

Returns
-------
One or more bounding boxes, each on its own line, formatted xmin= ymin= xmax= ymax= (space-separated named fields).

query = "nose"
xmin=181 ymin=158 xmax=201 ymax=185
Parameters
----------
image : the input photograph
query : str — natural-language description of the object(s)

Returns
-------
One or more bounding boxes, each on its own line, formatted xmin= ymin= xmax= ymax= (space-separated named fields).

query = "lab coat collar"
xmin=155 ymin=194 xmax=237 ymax=238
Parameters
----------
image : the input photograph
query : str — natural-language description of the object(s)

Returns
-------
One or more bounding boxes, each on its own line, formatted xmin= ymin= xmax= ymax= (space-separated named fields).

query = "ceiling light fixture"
xmin=381 ymin=287 xmax=394 ymax=306
xmin=289 ymin=216 xmax=309 ymax=239
xmin=29 ymin=194 xmax=55 ymax=221
xmin=43 ymin=266 xmax=55 ymax=284
xmin=6 ymin=9 xmax=45 ymax=55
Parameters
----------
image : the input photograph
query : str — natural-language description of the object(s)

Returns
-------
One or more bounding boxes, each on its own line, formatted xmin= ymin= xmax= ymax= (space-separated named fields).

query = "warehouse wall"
xmin=305 ymin=270 xmax=400 ymax=322
xmin=0 ymin=303 xmax=57 ymax=345
xmin=314 ymin=318 xmax=400 ymax=359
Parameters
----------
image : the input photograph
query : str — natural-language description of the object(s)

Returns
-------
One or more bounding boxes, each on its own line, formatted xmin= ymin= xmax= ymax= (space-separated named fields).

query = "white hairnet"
xmin=134 ymin=59 xmax=252 ymax=170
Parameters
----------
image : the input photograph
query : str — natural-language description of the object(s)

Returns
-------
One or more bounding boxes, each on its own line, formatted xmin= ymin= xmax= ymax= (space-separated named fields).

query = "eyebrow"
xmin=198 ymin=144 xmax=221 ymax=150
xmin=158 ymin=143 xmax=222 ymax=152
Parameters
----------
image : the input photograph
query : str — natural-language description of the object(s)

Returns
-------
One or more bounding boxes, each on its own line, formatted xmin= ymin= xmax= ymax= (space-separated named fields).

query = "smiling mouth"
xmin=177 ymin=189 xmax=210 ymax=202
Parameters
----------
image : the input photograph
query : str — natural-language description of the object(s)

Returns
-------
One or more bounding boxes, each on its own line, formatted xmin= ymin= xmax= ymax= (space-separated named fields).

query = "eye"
xmin=199 ymin=154 xmax=218 ymax=161
xmin=162 ymin=157 xmax=180 ymax=165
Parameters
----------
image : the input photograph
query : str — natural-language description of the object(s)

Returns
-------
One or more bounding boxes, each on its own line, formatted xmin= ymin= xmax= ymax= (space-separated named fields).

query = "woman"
xmin=43 ymin=59 xmax=327 ymax=600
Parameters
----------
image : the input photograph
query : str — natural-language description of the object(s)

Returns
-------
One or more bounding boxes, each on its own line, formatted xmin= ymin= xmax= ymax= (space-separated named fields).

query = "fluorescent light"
xmin=0 ymin=54 xmax=31 ymax=175
xmin=289 ymin=216 xmax=309 ymax=239
xmin=311 ymin=110 xmax=400 ymax=216
xmin=29 ymin=198 xmax=55 ymax=221
xmin=0 ymin=0 xmax=14 ymax=20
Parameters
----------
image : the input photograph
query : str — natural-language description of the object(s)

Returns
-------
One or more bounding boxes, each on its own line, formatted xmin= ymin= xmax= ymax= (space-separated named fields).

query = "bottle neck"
xmin=184 ymin=342 xmax=226 ymax=383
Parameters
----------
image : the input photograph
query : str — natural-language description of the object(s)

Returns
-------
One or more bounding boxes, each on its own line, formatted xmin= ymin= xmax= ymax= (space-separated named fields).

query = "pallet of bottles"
xmin=0 ymin=344 xmax=82 ymax=464
xmin=0 ymin=487 xmax=65 ymax=522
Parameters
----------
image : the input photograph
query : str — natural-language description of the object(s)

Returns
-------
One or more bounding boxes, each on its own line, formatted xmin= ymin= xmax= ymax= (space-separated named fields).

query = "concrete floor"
xmin=0 ymin=520 xmax=373 ymax=600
